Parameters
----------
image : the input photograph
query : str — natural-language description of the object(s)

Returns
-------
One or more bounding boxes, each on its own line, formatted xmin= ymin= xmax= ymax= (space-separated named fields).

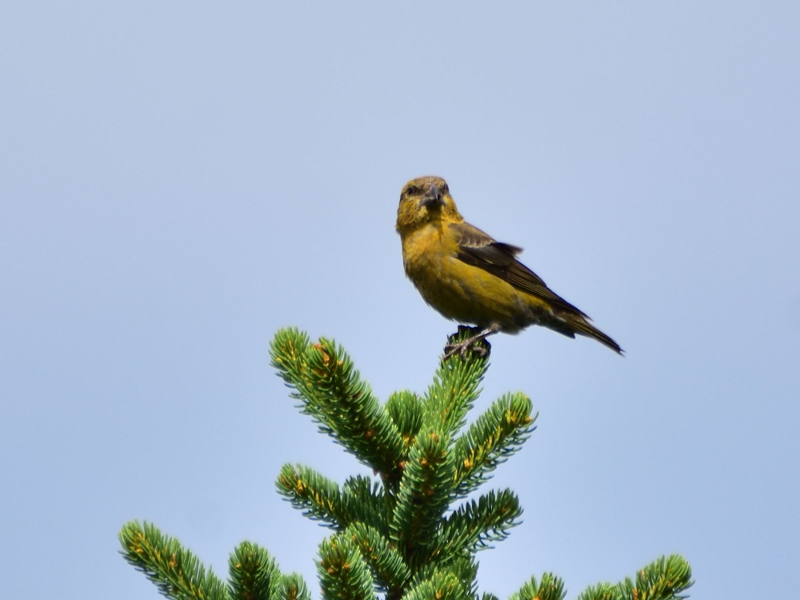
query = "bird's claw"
xmin=444 ymin=342 xmax=488 ymax=360
xmin=443 ymin=327 xmax=491 ymax=361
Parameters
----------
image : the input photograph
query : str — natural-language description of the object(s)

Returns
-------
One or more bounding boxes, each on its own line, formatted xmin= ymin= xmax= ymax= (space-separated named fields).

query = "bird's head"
xmin=396 ymin=176 xmax=463 ymax=236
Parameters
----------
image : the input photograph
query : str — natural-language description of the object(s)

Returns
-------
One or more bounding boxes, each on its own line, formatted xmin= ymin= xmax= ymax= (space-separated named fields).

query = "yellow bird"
xmin=396 ymin=176 xmax=622 ymax=357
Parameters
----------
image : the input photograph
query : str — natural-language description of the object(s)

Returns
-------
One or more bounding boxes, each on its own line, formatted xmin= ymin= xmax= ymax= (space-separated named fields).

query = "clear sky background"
xmin=2 ymin=2 xmax=798 ymax=598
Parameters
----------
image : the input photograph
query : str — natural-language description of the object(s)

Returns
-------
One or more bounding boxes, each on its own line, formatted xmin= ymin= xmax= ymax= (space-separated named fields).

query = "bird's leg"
xmin=444 ymin=324 xmax=501 ymax=360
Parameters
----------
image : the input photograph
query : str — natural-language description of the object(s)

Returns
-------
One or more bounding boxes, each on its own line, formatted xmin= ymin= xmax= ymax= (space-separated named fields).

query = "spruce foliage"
xmin=119 ymin=327 xmax=692 ymax=600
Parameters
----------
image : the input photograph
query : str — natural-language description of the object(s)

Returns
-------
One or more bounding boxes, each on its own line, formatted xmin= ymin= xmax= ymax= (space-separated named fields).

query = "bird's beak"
xmin=419 ymin=185 xmax=444 ymax=209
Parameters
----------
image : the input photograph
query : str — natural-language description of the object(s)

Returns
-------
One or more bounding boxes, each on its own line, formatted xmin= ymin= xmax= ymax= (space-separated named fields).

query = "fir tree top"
xmin=119 ymin=327 xmax=692 ymax=600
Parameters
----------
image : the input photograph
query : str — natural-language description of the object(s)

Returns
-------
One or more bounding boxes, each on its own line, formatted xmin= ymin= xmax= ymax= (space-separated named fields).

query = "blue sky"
xmin=2 ymin=2 xmax=798 ymax=598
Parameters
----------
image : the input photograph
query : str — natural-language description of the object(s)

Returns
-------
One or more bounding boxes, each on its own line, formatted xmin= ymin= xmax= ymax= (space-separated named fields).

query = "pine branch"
xmin=384 ymin=390 xmax=424 ymax=454
xmin=276 ymin=464 xmax=348 ymax=530
xmin=228 ymin=541 xmax=280 ymax=600
xmin=577 ymin=555 xmax=693 ymax=600
xmin=404 ymin=570 xmax=469 ymax=600
xmin=119 ymin=521 xmax=229 ymax=600
xmin=340 ymin=475 xmax=393 ymax=538
xmin=271 ymin=329 xmax=405 ymax=483
xmin=453 ymin=393 xmax=536 ymax=497
xmin=389 ymin=429 xmax=455 ymax=566
xmin=344 ymin=523 xmax=411 ymax=596
xmin=437 ymin=489 xmax=523 ymax=558
xmin=275 ymin=574 xmax=310 ymax=600
xmin=423 ymin=330 xmax=490 ymax=435
xmin=412 ymin=555 xmax=479 ymax=599
xmin=276 ymin=466 xmax=389 ymax=534
xmin=269 ymin=327 xmax=313 ymax=396
xmin=510 ymin=573 xmax=566 ymax=600
xmin=318 ymin=534 xmax=377 ymax=600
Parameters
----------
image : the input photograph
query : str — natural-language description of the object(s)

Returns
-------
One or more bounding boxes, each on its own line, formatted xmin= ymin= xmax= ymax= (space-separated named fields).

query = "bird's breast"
xmin=401 ymin=225 xmax=530 ymax=331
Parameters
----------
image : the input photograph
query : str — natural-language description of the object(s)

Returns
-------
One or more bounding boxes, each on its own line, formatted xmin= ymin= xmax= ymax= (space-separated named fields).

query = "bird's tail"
xmin=561 ymin=314 xmax=624 ymax=355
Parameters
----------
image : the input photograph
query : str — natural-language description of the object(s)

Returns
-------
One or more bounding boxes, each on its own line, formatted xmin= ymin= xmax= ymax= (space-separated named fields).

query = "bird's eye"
xmin=405 ymin=185 xmax=418 ymax=196
xmin=442 ymin=184 xmax=449 ymax=194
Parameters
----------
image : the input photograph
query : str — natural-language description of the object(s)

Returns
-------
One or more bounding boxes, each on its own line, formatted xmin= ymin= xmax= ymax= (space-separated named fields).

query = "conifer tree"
xmin=119 ymin=327 xmax=692 ymax=600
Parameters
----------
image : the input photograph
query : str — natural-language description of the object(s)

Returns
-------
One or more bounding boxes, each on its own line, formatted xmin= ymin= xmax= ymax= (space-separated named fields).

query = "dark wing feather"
xmin=450 ymin=221 xmax=588 ymax=317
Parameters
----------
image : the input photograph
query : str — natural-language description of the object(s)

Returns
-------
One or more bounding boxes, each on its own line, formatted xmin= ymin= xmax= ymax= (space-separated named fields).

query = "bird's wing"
xmin=450 ymin=221 xmax=588 ymax=317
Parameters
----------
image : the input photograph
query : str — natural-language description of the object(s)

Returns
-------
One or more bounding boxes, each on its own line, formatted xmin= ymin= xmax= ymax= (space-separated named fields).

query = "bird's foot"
xmin=444 ymin=326 xmax=492 ymax=361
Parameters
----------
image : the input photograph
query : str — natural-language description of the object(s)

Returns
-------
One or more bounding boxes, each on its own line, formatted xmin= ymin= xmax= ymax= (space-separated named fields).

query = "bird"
xmin=395 ymin=175 xmax=623 ymax=358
